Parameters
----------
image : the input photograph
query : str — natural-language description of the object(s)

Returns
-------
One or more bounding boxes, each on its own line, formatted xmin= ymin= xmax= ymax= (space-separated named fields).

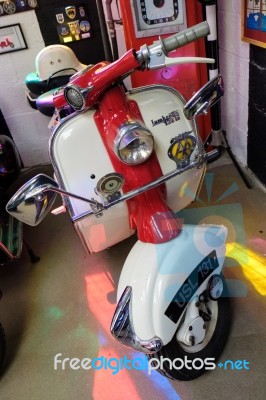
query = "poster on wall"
xmin=0 ymin=23 xmax=27 ymax=54
xmin=242 ymin=0 xmax=266 ymax=47
xmin=55 ymin=4 xmax=92 ymax=44
xmin=0 ymin=0 xmax=39 ymax=17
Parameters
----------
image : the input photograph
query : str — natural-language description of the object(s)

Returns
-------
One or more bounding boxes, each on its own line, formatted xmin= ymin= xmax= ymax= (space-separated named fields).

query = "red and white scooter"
xmin=6 ymin=22 xmax=230 ymax=380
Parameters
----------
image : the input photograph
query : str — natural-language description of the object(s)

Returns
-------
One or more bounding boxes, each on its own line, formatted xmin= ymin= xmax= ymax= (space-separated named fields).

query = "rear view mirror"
xmin=6 ymin=174 xmax=58 ymax=226
xmin=184 ymin=75 xmax=224 ymax=120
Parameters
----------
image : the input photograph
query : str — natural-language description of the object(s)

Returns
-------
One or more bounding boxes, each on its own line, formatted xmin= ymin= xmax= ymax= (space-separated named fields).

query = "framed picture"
xmin=242 ymin=0 xmax=266 ymax=48
xmin=0 ymin=23 xmax=27 ymax=55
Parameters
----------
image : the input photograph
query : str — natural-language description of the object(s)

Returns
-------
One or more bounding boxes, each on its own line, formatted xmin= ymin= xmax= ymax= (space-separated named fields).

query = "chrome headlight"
xmin=64 ymin=84 xmax=85 ymax=110
xmin=115 ymin=122 xmax=154 ymax=165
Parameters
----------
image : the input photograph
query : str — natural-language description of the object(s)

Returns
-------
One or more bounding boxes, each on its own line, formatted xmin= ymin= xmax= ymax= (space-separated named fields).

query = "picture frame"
xmin=242 ymin=0 xmax=266 ymax=48
xmin=0 ymin=23 xmax=27 ymax=55
xmin=55 ymin=4 xmax=92 ymax=44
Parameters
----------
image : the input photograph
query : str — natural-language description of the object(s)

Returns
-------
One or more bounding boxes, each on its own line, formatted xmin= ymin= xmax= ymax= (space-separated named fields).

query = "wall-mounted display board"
xmin=35 ymin=0 xmax=105 ymax=66
xmin=0 ymin=23 xmax=27 ymax=54
xmin=0 ymin=0 xmax=38 ymax=17
xmin=55 ymin=3 xmax=92 ymax=43
xmin=242 ymin=0 xmax=266 ymax=47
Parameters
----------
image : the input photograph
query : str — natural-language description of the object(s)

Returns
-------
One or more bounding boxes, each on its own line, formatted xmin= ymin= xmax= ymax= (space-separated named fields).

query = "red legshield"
xmin=94 ymin=86 xmax=182 ymax=244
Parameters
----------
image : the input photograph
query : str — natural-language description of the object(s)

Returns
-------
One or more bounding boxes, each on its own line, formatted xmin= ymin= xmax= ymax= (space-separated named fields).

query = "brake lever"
xmin=149 ymin=55 xmax=215 ymax=70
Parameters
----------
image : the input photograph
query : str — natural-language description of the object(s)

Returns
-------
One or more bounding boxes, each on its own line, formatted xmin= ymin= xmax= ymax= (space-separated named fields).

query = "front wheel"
xmin=148 ymin=286 xmax=231 ymax=381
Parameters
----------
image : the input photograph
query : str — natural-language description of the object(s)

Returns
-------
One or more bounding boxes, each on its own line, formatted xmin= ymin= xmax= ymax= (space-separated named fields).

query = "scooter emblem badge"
xmin=168 ymin=131 xmax=196 ymax=165
xmin=65 ymin=6 xmax=76 ymax=20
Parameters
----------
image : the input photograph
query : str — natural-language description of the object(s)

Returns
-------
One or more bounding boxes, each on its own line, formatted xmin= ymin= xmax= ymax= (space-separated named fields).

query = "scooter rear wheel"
xmin=0 ymin=323 xmax=6 ymax=370
xmin=147 ymin=282 xmax=231 ymax=381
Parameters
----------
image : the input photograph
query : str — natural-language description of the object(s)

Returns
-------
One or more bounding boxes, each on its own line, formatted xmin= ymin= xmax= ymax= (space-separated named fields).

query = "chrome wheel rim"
xmin=178 ymin=299 xmax=218 ymax=353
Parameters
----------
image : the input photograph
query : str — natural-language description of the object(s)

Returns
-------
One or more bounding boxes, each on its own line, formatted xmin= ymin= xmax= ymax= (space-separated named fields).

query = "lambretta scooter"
xmin=6 ymin=21 xmax=231 ymax=380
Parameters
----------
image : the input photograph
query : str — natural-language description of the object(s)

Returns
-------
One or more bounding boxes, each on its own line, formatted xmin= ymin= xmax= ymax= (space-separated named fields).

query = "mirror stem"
xmin=43 ymin=186 xmax=102 ymax=207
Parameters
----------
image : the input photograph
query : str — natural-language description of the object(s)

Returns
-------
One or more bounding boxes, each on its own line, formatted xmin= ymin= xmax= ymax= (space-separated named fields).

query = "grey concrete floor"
xmin=0 ymin=156 xmax=265 ymax=400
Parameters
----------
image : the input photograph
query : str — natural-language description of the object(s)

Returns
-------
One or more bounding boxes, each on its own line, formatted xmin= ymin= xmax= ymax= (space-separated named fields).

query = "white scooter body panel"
xmin=127 ymin=86 xmax=205 ymax=212
xmin=50 ymin=85 xmax=204 ymax=253
xmin=117 ymin=224 xmax=228 ymax=345
xmin=50 ymin=110 xmax=135 ymax=253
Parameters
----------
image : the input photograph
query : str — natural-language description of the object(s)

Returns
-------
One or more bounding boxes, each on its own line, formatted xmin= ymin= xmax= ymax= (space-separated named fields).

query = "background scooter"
xmin=0 ymin=294 xmax=5 ymax=369
xmin=25 ymin=44 xmax=87 ymax=117
xmin=0 ymin=134 xmax=22 ymax=369
xmin=0 ymin=133 xmax=41 ymax=370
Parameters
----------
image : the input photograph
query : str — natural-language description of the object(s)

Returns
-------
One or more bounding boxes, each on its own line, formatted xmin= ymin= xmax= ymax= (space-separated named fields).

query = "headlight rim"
xmin=114 ymin=121 xmax=154 ymax=165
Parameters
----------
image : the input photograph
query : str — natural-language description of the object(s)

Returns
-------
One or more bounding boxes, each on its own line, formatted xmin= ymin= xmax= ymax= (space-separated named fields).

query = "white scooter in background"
xmin=6 ymin=21 xmax=230 ymax=380
xmin=25 ymin=44 xmax=86 ymax=116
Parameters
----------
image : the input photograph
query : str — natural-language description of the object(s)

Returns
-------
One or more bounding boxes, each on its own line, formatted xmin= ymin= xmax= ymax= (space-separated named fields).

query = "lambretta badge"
xmin=151 ymin=110 xmax=180 ymax=127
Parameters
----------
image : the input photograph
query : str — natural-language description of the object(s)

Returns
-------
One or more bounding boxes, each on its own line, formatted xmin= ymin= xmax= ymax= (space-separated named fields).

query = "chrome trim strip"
xmin=110 ymin=286 xmax=163 ymax=354
xmin=128 ymin=84 xmax=188 ymax=106
xmin=49 ymin=108 xmax=93 ymax=218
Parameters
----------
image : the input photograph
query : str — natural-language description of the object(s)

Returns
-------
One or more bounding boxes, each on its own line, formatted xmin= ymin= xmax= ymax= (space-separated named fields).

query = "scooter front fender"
xmin=111 ymin=224 xmax=227 ymax=352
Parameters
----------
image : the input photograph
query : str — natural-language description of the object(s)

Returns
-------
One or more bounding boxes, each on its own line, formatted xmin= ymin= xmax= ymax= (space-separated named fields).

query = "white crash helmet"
xmin=36 ymin=44 xmax=86 ymax=81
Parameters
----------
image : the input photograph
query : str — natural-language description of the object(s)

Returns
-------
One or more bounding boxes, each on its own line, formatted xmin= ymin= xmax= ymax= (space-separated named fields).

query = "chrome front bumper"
xmin=71 ymin=149 xmax=219 ymax=222
xmin=110 ymin=286 xmax=163 ymax=354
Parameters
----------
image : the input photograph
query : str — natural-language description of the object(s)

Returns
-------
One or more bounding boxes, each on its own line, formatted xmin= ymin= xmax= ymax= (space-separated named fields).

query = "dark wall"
xmin=35 ymin=0 xmax=106 ymax=65
xmin=248 ymin=45 xmax=266 ymax=185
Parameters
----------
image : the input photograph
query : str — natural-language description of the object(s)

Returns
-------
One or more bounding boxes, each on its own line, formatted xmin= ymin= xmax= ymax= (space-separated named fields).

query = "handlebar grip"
xmin=160 ymin=21 xmax=210 ymax=54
